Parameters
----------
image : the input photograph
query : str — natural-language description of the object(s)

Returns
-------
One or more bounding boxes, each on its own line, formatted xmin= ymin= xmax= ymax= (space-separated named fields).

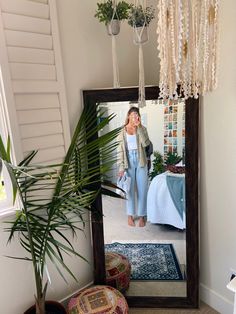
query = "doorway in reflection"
xmin=99 ymin=99 xmax=186 ymax=297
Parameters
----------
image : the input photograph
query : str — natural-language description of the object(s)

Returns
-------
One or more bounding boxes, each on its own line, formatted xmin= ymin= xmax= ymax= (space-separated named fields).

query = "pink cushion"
xmin=68 ymin=285 xmax=129 ymax=314
xmin=105 ymin=252 xmax=131 ymax=293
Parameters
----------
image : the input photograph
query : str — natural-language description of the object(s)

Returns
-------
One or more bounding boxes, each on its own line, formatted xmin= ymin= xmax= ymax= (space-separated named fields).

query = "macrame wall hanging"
xmin=129 ymin=0 xmax=155 ymax=107
xmin=132 ymin=0 xmax=147 ymax=107
xmin=157 ymin=0 xmax=219 ymax=99
xmin=108 ymin=0 xmax=121 ymax=88
xmin=95 ymin=0 xmax=131 ymax=88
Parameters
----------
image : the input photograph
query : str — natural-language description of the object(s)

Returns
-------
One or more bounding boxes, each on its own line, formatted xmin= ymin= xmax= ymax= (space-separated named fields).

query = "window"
xmin=0 ymin=67 xmax=15 ymax=217
xmin=0 ymin=168 xmax=14 ymax=217
xmin=0 ymin=175 xmax=6 ymax=202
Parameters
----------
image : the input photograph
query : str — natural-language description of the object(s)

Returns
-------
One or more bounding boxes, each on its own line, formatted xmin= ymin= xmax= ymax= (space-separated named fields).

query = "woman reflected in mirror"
xmin=117 ymin=107 xmax=151 ymax=227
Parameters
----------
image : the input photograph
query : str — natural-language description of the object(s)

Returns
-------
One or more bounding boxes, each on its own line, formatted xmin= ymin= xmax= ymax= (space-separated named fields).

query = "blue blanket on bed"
xmin=166 ymin=175 xmax=185 ymax=219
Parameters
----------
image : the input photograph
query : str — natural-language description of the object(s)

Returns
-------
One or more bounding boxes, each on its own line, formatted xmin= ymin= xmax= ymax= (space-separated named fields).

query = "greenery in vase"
xmin=128 ymin=4 xmax=155 ymax=27
xmin=95 ymin=0 xmax=130 ymax=25
xmin=0 ymin=106 xmax=121 ymax=314
xmin=165 ymin=151 xmax=182 ymax=165
xmin=149 ymin=151 xmax=183 ymax=180
xmin=149 ymin=151 xmax=165 ymax=180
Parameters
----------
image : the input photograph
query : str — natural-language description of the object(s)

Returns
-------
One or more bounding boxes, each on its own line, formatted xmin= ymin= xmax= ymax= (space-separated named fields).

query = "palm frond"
xmin=1 ymin=104 xmax=121 ymax=306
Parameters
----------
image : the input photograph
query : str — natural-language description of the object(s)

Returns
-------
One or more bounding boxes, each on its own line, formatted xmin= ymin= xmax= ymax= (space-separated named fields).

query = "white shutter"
xmin=0 ymin=0 xmax=70 ymax=164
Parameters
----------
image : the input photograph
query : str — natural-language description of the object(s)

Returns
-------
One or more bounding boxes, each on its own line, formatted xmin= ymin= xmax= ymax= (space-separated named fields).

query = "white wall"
xmin=0 ymin=220 xmax=93 ymax=313
xmin=200 ymin=1 xmax=236 ymax=313
xmin=1 ymin=0 xmax=236 ymax=313
xmin=0 ymin=1 xmax=95 ymax=313
xmin=56 ymin=0 xmax=158 ymax=132
xmin=57 ymin=1 xmax=236 ymax=313
xmin=0 ymin=1 xmax=158 ymax=313
xmin=140 ymin=101 xmax=164 ymax=154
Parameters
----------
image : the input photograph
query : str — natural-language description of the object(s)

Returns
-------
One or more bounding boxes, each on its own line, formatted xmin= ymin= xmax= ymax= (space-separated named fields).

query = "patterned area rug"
xmin=105 ymin=242 xmax=183 ymax=281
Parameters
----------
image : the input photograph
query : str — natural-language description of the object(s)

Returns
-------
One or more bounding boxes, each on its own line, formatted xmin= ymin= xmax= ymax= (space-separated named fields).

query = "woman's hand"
xmin=129 ymin=112 xmax=141 ymax=127
xmin=134 ymin=116 xmax=141 ymax=127
xmin=118 ymin=171 xmax=124 ymax=178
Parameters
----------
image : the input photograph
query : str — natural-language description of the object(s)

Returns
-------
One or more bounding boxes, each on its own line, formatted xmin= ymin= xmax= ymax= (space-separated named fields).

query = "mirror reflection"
xmin=99 ymin=99 xmax=186 ymax=297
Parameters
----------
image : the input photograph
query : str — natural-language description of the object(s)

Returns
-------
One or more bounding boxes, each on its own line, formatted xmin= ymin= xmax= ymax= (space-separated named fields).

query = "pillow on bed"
xmin=166 ymin=165 xmax=185 ymax=174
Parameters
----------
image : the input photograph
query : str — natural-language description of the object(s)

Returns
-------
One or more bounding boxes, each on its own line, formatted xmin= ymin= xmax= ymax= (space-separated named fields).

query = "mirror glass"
xmin=83 ymin=86 xmax=199 ymax=308
xmin=98 ymin=98 xmax=186 ymax=297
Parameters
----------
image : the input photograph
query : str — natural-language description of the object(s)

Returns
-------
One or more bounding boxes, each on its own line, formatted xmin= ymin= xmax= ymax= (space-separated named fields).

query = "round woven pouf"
xmin=67 ymin=285 xmax=129 ymax=314
xmin=105 ymin=252 xmax=131 ymax=293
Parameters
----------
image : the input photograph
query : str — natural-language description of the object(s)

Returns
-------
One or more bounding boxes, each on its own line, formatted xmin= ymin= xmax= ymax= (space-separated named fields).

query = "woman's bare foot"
xmin=128 ymin=216 xmax=135 ymax=226
xmin=138 ymin=217 xmax=146 ymax=227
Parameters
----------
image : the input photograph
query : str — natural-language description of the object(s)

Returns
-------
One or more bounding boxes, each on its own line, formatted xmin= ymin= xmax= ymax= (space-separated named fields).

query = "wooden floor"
xmin=129 ymin=302 xmax=219 ymax=313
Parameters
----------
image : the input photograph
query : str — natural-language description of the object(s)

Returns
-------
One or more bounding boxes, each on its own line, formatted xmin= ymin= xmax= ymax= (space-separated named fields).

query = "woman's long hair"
xmin=124 ymin=106 xmax=141 ymax=126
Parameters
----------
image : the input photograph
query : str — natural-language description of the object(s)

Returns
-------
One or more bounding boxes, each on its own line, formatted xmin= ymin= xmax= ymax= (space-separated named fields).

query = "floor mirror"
xmin=83 ymin=86 xmax=199 ymax=308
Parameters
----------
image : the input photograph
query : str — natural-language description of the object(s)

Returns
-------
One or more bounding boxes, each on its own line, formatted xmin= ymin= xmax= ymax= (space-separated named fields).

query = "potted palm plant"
xmin=95 ymin=0 xmax=130 ymax=35
xmin=127 ymin=4 xmax=155 ymax=44
xmin=0 ymin=106 xmax=121 ymax=314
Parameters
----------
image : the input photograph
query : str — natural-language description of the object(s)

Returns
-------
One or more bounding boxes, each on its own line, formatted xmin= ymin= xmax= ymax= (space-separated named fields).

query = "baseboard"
xmin=200 ymin=283 xmax=233 ymax=314
xmin=59 ymin=281 xmax=93 ymax=307
xmin=60 ymin=281 xmax=233 ymax=313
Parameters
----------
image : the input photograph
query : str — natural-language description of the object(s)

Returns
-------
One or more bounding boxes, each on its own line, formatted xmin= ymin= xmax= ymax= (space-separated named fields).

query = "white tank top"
xmin=126 ymin=133 xmax=137 ymax=150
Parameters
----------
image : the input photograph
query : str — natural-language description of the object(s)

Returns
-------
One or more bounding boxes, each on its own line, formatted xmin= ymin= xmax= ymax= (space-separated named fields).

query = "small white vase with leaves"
xmin=128 ymin=4 xmax=155 ymax=45
xmin=95 ymin=0 xmax=130 ymax=87
xmin=127 ymin=4 xmax=155 ymax=107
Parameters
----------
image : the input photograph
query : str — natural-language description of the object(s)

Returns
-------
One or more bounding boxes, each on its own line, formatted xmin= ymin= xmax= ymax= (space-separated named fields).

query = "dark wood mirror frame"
xmin=83 ymin=86 xmax=199 ymax=309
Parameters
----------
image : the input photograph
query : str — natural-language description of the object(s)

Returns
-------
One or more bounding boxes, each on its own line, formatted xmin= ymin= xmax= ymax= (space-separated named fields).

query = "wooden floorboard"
xmin=129 ymin=302 xmax=219 ymax=313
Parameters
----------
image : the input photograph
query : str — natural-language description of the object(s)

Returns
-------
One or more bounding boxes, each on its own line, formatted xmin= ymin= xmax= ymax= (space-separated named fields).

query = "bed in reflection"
xmin=147 ymin=171 xmax=186 ymax=230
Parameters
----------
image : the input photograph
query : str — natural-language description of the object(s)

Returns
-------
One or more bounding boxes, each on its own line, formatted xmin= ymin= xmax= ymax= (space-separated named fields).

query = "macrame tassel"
xmin=157 ymin=0 xmax=219 ymax=99
xmin=138 ymin=44 xmax=145 ymax=108
xmin=111 ymin=35 xmax=120 ymax=88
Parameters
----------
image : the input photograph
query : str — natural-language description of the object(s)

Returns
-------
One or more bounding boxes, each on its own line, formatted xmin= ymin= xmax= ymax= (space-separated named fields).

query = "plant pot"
xmin=24 ymin=300 xmax=66 ymax=314
xmin=106 ymin=20 xmax=121 ymax=36
xmin=133 ymin=26 xmax=148 ymax=44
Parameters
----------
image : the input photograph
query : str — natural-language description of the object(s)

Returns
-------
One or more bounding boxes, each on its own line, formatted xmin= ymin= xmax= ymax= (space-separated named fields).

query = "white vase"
xmin=133 ymin=26 xmax=148 ymax=44
xmin=106 ymin=20 xmax=121 ymax=36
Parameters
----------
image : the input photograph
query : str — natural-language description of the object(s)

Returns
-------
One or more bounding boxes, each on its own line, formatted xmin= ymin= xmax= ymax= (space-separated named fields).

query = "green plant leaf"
xmin=95 ymin=0 xmax=130 ymax=25
xmin=2 ymin=104 xmax=121 ymax=307
xmin=128 ymin=4 xmax=155 ymax=27
xmin=0 ymin=135 xmax=8 ymax=162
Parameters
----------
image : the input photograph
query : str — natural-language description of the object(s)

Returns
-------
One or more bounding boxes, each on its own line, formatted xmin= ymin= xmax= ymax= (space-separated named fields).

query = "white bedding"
xmin=147 ymin=172 xmax=186 ymax=230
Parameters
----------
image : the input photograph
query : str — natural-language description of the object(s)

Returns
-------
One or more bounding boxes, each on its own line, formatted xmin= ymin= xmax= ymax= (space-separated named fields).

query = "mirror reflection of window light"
xmin=0 ymin=175 xmax=7 ymax=201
